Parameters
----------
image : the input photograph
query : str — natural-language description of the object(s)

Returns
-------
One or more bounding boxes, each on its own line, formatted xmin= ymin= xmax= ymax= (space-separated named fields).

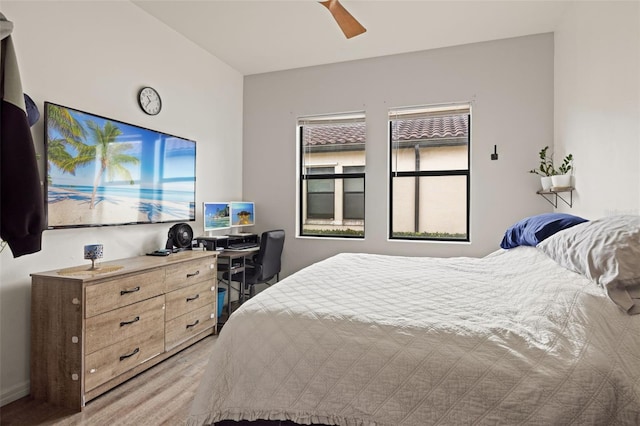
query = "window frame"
xmin=297 ymin=114 xmax=366 ymax=239
xmin=388 ymin=105 xmax=471 ymax=242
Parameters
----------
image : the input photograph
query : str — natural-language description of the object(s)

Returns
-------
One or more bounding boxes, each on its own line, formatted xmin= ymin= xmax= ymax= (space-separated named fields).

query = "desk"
xmin=216 ymin=248 xmax=259 ymax=321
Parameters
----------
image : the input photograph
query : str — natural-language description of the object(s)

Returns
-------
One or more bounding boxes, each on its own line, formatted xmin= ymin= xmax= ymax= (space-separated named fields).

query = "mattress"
xmin=188 ymin=247 xmax=640 ymax=425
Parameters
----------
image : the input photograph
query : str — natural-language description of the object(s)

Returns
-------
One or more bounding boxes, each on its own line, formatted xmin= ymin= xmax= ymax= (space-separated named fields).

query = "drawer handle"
xmin=186 ymin=294 xmax=200 ymax=302
xmin=120 ymin=316 xmax=140 ymax=327
xmin=119 ymin=347 xmax=140 ymax=361
xmin=120 ymin=286 xmax=140 ymax=296
xmin=186 ymin=319 xmax=200 ymax=329
xmin=186 ymin=270 xmax=200 ymax=278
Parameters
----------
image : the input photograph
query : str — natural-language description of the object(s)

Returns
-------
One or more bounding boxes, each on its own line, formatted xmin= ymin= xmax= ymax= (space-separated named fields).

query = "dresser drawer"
xmin=85 ymin=269 xmax=165 ymax=318
xmin=85 ymin=295 xmax=165 ymax=355
xmin=165 ymin=280 xmax=216 ymax=321
xmin=85 ymin=328 xmax=164 ymax=392
xmin=165 ymin=305 xmax=216 ymax=350
xmin=165 ymin=257 xmax=216 ymax=292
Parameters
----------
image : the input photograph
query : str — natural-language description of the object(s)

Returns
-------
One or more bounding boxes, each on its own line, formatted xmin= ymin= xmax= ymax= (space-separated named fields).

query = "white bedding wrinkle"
xmin=188 ymin=247 xmax=640 ymax=426
xmin=537 ymin=215 xmax=640 ymax=315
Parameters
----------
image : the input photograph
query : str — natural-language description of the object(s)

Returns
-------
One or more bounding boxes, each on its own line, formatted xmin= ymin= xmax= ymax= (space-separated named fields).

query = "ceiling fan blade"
xmin=320 ymin=0 xmax=366 ymax=39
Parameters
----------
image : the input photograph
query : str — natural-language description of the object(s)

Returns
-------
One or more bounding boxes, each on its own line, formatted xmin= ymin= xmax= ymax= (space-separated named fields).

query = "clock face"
xmin=138 ymin=87 xmax=162 ymax=115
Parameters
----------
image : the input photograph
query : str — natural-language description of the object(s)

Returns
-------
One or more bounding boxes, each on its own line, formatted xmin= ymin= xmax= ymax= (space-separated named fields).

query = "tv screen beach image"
xmin=45 ymin=103 xmax=196 ymax=228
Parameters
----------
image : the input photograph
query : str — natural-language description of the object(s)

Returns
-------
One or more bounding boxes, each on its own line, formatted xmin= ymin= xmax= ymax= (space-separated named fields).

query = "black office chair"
xmin=225 ymin=229 xmax=285 ymax=299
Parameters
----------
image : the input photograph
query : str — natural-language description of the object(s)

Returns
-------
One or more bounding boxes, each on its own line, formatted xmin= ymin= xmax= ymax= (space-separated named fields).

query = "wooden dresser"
xmin=30 ymin=250 xmax=218 ymax=410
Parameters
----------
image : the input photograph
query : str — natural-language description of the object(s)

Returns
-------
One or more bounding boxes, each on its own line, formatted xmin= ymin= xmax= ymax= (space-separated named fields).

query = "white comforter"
xmin=188 ymin=247 xmax=640 ymax=425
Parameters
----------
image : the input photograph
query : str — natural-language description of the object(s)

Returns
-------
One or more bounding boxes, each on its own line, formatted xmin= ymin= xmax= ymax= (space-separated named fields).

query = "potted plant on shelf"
xmin=551 ymin=153 xmax=573 ymax=188
xmin=529 ymin=146 xmax=555 ymax=190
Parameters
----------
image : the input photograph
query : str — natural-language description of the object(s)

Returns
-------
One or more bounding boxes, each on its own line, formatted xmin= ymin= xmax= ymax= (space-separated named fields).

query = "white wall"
xmin=0 ymin=1 xmax=243 ymax=405
xmin=554 ymin=1 xmax=640 ymax=217
xmin=243 ymin=34 xmax=555 ymax=277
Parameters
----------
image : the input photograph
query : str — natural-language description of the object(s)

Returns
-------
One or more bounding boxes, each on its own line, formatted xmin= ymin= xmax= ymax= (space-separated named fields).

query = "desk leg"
xmin=226 ymin=271 xmax=232 ymax=319
xmin=220 ymin=253 xmax=251 ymax=322
xmin=217 ymin=257 xmax=233 ymax=321
xmin=239 ymin=256 xmax=246 ymax=306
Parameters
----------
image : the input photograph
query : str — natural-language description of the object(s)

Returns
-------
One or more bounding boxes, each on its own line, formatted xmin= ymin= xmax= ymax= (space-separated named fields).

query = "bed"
xmin=187 ymin=215 xmax=640 ymax=425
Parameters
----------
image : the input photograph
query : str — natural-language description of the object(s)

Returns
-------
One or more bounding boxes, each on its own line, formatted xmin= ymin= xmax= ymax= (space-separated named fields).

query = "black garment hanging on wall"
xmin=0 ymin=13 xmax=45 ymax=257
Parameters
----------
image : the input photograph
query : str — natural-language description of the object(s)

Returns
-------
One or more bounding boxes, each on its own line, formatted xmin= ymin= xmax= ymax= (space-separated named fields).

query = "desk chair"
xmin=224 ymin=229 xmax=285 ymax=299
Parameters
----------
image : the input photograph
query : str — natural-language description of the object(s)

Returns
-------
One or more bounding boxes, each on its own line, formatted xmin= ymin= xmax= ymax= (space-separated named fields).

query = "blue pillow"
xmin=500 ymin=213 xmax=588 ymax=249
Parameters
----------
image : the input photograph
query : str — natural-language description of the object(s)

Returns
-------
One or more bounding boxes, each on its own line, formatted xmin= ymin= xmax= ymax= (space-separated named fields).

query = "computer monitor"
xmin=230 ymin=201 xmax=255 ymax=228
xmin=203 ymin=202 xmax=231 ymax=233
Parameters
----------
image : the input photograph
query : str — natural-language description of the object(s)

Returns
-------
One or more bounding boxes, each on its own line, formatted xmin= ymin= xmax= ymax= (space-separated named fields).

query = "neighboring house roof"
xmin=303 ymin=114 xmax=468 ymax=146
xmin=395 ymin=115 xmax=468 ymax=142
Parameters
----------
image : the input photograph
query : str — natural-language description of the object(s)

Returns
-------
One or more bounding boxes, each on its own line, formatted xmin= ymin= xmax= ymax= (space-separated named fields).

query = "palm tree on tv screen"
xmin=46 ymin=104 xmax=87 ymax=180
xmin=82 ymin=120 xmax=140 ymax=209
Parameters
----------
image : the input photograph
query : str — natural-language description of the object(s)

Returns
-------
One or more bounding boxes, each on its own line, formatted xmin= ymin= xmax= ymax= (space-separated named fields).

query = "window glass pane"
xmin=344 ymin=176 xmax=364 ymax=192
xmin=302 ymin=122 xmax=366 ymax=169
xmin=344 ymin=192 xmax=364 ymax=219
xmin=343 ymin=166 xmax=365 ymax=193
xmin=392 ymin=143 xmax=468 ymax=172
xmin=391 ymin=112 xmax=469 ymax=173
xmin=391 ymin=175 xmax=467 ymax=240
xmin=308 ymin=179 xmax=335 ymax=192
xmin=307 ymin=192 xmax=334 ymax=219
xmin=343 ymin=166 xmax=365 ymax=173
xmin=307 ymin=166 xmax=335 ymax=175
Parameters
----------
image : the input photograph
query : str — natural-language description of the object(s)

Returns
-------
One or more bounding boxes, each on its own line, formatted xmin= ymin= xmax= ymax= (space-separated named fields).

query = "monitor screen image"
xmin=203 ymin=202 xmax=231 ymax=231
xmin=230 ymin=201 xmax=255 ymax=227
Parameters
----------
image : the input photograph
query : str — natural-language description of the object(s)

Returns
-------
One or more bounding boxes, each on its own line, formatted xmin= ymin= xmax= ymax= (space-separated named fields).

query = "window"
xmin=298 ymin=113 xmax=366 ymax=238
xmin=389 ymin=104 xmax=470 ymax=241
xmin=343 ymin=166 xmax=365 ymax=220
xmin=306 ymin=166 xmax=335 ymax=219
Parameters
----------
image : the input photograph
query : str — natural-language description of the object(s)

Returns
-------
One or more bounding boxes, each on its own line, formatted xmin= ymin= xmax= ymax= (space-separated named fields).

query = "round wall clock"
xmin=138 ymin=86 xmax=162 ymax=115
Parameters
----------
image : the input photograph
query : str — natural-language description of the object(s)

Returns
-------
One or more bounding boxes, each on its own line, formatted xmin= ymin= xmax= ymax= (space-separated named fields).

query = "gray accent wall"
xmin=243 ymin=34 xmax=555 ymax=277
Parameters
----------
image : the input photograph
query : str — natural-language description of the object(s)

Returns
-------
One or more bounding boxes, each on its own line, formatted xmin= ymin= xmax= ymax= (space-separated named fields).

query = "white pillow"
xmin=537 ymin=215 xmax=640 ymax=315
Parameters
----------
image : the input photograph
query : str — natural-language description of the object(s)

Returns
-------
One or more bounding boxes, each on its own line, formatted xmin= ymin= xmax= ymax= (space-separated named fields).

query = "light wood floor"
xmin=0 ymin=335 xmax=217 ymax=426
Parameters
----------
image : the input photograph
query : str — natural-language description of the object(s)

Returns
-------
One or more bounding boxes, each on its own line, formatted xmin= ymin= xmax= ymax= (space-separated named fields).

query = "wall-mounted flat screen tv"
xmin=44 ymin=102 xmax=196 ymax=229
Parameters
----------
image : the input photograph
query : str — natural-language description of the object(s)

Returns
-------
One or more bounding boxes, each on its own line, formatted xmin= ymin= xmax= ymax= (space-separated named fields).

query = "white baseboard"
xmin=0 ymin=380 xmax=29 ymax=407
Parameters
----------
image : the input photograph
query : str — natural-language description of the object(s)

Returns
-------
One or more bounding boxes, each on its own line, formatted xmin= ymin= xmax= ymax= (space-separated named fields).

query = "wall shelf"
xmin=536 ymin=186 xmax=574 ymax=208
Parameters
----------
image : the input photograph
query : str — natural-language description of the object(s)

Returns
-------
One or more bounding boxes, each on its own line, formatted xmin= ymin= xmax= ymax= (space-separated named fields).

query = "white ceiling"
xmin=132 ymin=0 xmax=570 ymax=76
